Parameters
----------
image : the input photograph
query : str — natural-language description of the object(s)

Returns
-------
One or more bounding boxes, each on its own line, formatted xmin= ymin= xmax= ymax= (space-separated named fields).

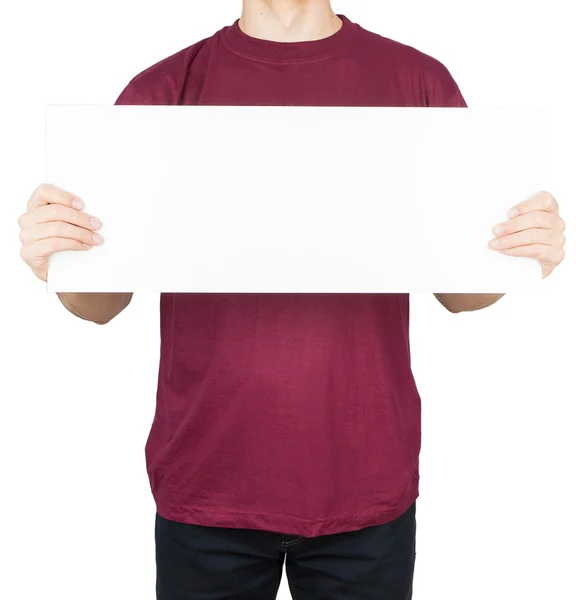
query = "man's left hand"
xmin=489 ymin=191 xmax=566 ymax=278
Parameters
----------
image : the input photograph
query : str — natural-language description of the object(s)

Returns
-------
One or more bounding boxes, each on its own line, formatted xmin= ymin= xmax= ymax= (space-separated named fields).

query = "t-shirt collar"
xmin=223 ymin=14 xmax=359 ymax=63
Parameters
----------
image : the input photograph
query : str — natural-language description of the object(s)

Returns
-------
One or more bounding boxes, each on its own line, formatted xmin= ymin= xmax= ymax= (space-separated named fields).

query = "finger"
xmin=23 ymin=203 xmax=102 ymax=231
xmin=20 ymin=237 xmax=93 ymax=262
xmin=493 ymin=211 xmax=560 ymax=237
xmin=499 ymin=244 xmax=564 ymax=263
xmin=27 ymin=183 xmax=85 ymax=212
xmin=508 ymin=191 xmax=558 ymax=218
xmin=490 ymin=228 xmax=560 ymax=250
xmin=19 ymin=222 xmax=104 ymax=246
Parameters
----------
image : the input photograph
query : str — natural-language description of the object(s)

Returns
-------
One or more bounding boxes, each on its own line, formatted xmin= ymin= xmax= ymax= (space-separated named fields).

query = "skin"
xmin=437 ymin=191 xmax=566 ymax=313
xmin=18 ymin=1 xmax=567 ymax=322
xmin=239 ymin=0 xmax=341 ymax=42
xmin=18 ymin=184 xmax=132 ymax=324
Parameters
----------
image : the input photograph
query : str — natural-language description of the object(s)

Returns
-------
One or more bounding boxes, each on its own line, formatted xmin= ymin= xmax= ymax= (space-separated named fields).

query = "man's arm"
xmin=434 ymin=293 xmax=505 ymax=313
xmin=54 ymin=81 xmax=149 ymax=325
xmin=57 ymin=292 xmax=133 ymax=325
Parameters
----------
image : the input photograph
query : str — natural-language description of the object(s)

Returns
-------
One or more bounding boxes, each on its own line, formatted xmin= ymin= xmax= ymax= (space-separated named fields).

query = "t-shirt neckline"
xmin=223 ymin=14 xmax=359 ymax=63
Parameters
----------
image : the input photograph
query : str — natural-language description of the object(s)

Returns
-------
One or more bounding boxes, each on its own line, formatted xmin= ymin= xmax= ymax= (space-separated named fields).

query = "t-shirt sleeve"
xmin=112 ymin=42 xmax=201 ymax=106
xmin=424 ymin=59 xmax=468 ymax=107
xmin=114 ymin=80 xmax=152 ymax=105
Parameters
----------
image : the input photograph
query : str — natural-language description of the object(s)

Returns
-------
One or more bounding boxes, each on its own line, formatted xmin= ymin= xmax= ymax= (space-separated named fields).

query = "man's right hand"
xmin=18 ymin=183 xmax=104 ymax=282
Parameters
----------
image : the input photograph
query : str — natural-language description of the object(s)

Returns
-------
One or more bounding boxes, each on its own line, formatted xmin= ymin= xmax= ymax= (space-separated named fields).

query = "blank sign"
xmin=46 ymin=105 xmax=544 ymax=293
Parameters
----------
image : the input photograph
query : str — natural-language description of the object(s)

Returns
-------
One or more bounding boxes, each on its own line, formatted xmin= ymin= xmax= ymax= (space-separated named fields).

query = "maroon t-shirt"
xmin=116 ymin=15 xmax=466 ymax=537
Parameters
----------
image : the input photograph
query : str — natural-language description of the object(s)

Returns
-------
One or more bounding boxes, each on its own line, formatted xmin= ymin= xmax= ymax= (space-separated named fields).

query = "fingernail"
xmin=82 ymin=243 xmax=92 ymax=249
xmin=92 ymin=233 xmax=104 ymax=245
xmin=72 ymin=198 xmax=84 ymax=210
xmin=90 ymin=217 xmax=102 ymax=229
xmin=507 ymin=207 xmax=519 ymax=219
xmin=489 ymin=238 xmax=501 ymax=249
xmin=493 ymin=225 xmax=504 ymax=236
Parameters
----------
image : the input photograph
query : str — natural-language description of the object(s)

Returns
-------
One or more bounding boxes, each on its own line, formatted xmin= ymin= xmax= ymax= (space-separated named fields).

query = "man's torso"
xmin=115 ymin=15 xmax=466 ymax=537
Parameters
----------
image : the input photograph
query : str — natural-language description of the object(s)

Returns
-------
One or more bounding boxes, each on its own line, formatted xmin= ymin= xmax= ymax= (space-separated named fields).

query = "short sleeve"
xmin=424 ymin=59 xmax=467 ymax=108
xmin=114 ymin=81 xmax=151 ymax=105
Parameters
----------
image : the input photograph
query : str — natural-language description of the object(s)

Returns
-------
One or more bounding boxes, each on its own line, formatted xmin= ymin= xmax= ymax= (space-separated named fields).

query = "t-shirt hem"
xmin=155 ymin=489 xmax=419 ymax=538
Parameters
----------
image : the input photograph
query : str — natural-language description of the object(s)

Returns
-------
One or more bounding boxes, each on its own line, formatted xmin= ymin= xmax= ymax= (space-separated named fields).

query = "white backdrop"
xmin=1 ymin=1 xmax=574 ymax=599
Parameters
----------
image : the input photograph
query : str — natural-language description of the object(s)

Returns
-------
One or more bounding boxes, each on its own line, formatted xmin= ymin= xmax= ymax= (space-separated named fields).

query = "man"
xmin=18 ymin=1 xmax=566 ymax=598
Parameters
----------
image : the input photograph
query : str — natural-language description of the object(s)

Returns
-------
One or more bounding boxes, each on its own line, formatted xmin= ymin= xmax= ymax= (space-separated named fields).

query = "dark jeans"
xmin=155 ymin=502 xmax=416 ymax=600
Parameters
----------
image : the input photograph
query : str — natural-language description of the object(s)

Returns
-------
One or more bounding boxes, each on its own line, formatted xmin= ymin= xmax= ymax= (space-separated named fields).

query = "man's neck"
xmin=239 ymin=0 xmax=341 ymax=43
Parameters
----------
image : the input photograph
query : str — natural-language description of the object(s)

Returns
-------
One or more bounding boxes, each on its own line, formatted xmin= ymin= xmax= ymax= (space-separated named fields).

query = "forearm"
xmin=434 ymin=293 xmax=505 ymax=313
xmin=57 ymin=292 xmax=133 ymax=324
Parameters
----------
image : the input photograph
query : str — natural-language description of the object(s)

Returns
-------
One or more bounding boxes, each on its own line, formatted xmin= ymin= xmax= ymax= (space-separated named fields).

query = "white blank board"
xmin=46 ymin=105 xmax=544 ymax=293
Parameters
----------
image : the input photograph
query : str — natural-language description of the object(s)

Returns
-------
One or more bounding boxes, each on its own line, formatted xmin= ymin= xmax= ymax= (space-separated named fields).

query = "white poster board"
xmin=46 ymin=106 xmax=544 ymax=293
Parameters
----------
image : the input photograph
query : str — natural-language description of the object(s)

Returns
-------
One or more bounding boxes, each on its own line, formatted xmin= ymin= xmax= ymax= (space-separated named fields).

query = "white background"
xmin=1 ymin=1 xmax=574 ymax=599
